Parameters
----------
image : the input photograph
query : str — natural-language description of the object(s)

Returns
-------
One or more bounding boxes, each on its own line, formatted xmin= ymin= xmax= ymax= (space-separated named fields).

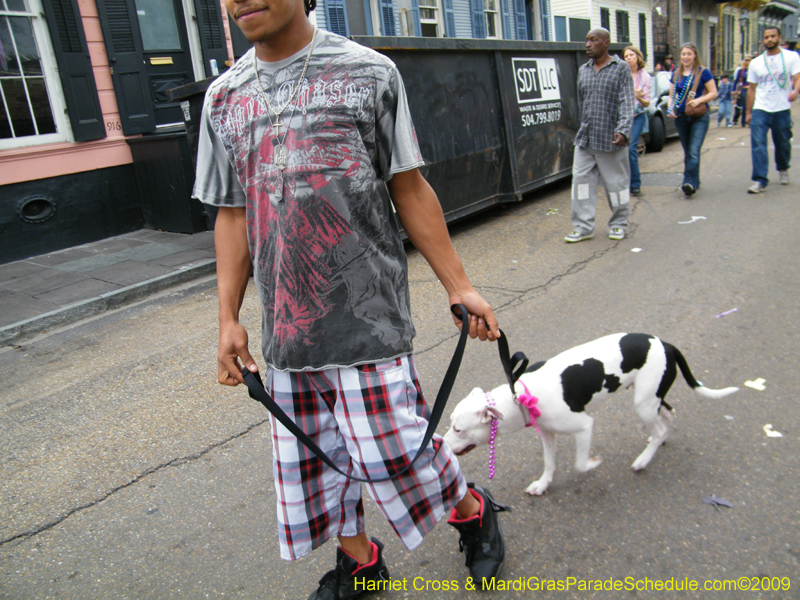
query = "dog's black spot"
xmin=526 ymin=361 xmax=546 ymax=373
xmin=604 ymin=374 xmax=621 ymax=392
xmin=656 ymin=344 xmax=678 ymax=400
xmin=561 ymin=358 xmax=605 ymax=412
xmin=619 ymin=334 xmax=654 ymax=373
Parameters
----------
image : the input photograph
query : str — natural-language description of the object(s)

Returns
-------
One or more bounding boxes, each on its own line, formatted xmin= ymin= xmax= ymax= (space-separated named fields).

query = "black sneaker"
xmin=308 ymin=537 xmax=390 ymax=600
xmin=681 ymin=183 xmax=695 ymax=197
xmin=448 ymin=483 xmax=510 ymax=589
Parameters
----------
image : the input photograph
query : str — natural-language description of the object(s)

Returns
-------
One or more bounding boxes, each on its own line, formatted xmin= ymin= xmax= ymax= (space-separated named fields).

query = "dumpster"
xmin=352 ymin=37 xmax=623 ymax=222
xmin=126 ymin=129 xmax=209 ymax=234
xmin=166 ymin=78 xmax=219 ymax=229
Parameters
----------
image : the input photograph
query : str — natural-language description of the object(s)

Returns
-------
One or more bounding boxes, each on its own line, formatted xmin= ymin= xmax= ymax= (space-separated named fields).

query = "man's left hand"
xmin=790 ymin=89 xmax=799 ymax=102
xmin=449 ymin=290 xmax=500 ymax=342
xmin=612 ymin=133 xmax=627 ymax=146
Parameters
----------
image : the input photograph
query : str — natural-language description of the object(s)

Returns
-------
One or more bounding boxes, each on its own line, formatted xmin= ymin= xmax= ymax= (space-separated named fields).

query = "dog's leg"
xmin=631 ymin=396 xmax=670 ymax=471
xmin=573 ymin=414 xmax=603 ymax=473
xmin=526 ymin=429 xmax=556 ymax=496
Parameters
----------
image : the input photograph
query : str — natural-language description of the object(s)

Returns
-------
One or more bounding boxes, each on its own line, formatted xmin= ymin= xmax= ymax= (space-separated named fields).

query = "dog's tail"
xmin=670 ymin=344 xmax=739 ymax=399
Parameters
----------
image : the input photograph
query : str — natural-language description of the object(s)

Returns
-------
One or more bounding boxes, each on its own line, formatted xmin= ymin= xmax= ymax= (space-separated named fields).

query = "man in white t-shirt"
xmin=746 ymin=27 xmax=800 ymax=193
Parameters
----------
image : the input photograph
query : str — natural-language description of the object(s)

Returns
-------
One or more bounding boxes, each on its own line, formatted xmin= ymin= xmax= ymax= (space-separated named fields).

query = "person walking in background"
xmin=192 ymin=0 xmax=508 ymax=597
xmin=732 ymin=55 xmax=752 ymax=126
xmin=668 ymin=42 xmax=717 ymax=197
xmin=623 ymin=46 xmax=651 ymax=197
xmin=717 ymin=74 xmax=734 ymax=127
xmin=746 ymin=27 xmax=800 ymax=193
xmin=565 ymin=28 xmax=634 ymax=243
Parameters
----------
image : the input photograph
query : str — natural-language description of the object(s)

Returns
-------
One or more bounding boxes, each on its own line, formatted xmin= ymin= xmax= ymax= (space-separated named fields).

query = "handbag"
xmin=684 ymin=67 xmax=708 ymax=117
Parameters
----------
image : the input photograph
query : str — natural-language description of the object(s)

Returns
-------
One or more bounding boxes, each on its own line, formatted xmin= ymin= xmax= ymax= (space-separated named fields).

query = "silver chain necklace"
xmin=253 ymin=27 xmax=318 ymax=197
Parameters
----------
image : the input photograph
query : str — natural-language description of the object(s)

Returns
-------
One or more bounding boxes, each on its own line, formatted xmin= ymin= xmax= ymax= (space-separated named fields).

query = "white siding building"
xmin=550 ymin=0 xmax=654 ymax=70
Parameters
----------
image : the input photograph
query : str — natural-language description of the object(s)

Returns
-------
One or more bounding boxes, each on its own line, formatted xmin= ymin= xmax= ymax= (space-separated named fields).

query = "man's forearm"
xmin=214 ymin=207 xmax=252 ymax=325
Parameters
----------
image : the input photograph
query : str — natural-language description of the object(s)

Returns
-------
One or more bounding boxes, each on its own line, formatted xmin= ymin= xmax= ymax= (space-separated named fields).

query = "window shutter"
xmin=443 ymin=0 xmax=456 ymax=37
xmin=193 ymin=0 xmax=229 ymax=77
xmin=380 ymin=0 xmax=397 ymax=36
xmin=514 ymin=0 xmax=527 ymax=40
xmin=410 ymin=0 xmax=421 ymax=36
xmin=325 ymin=0 xmax=350 ymax=36
xmin=40 ymin=0 xmax=106 ymax=141
xmin=95 ymin=0 xmax=156 ymax=135
xmin=539 ymin=0 xmax=550 ymax=40
xmin=470 ymin=0 xmax=486 ymax=38
xmin=501 ymin=0 xmax=511 ymax=39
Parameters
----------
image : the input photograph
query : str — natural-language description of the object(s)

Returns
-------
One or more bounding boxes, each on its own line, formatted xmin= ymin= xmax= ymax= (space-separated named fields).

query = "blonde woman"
xmin=668 ymin=42 xmax=717 ymax=197
xmin=623 ymin=46 xmax=651 ymax=196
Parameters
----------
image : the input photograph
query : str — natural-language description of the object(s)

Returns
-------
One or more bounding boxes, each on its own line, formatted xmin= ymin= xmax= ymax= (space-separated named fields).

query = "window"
xmin=683 ymin=18 xmax=691 ymax=44
xmin=638 ymin=13 xmax=647 ymax=59
xmin=615 ymin=10 xmax=629 ymax=43
xmin=1 ymin=0 xmax=67 ymax=148
xmin=485 ymin=0 xmax=499 ymax=38
xmin=379 ymin=0 xmax=396 ymax=36
xmin=325 ymin=0 xmax=349 ymax=36
xmin=553 ymin=15 xmax=587 ymax=42
xmin=569 ymin=17 xmax=589 ymax=41
xmin=553 ymin=15 xmax=566 ymax=41
xmin=419 ymin=0 xmax=438 ymax=37
xmin=600 ymin=7 xmax=609 ymax=31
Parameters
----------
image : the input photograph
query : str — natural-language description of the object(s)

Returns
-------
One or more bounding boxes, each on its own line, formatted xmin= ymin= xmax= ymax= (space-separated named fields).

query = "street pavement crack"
xmin=0 ymin=417 xmax=270 ymax=547
xmin=416 ymin=243 xmax=619 ymax=357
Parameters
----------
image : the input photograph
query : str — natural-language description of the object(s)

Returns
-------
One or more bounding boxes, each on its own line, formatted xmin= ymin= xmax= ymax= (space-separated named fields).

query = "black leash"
xmin=496 ymin=329 xmax=529 ymax=396
xmin=241 ymin=304 xmax=471 ymax=483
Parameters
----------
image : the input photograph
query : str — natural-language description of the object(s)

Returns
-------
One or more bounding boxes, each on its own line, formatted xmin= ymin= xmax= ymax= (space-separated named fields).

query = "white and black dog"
xmin=443 ymin=333 xmax=739 ymax=495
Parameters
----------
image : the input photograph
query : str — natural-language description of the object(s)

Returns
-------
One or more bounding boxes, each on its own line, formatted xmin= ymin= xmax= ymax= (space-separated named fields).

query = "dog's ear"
xmin=467 ymin=387 xmax=485 ymax=401
xmin=479 ymin=406 xmax=505 ymax=423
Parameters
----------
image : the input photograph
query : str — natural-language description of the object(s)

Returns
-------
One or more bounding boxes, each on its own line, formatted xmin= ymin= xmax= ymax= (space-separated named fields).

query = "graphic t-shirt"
xmin=748 ymin=49 xmax=800 ymax=113
xmin=670 ymin=67 xmax=714 ymax=114
xmin=193 ymin=30 xmax=425 ymax=371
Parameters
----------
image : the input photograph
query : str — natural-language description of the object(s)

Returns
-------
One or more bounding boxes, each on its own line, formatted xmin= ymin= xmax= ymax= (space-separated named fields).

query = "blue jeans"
xmin=628 ymin=112 xmax=647 ymax=190
xmin=675 ymin=112 xmax=710 ymax=190
xmin=750 ymin=109 xmax=793 ymax=187
xmin=717 ymin=99 xmax=733 ymax=126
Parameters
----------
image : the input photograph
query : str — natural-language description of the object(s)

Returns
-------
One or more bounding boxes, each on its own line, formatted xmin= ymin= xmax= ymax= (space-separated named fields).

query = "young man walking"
xmin=566 ymin=28 xmax=635 ymax=243
xmin=193 ymin=0 xmax=508 ymax=597
xmin=717 ymin=74 xmax=733 ymax=127
xmin=746 ymin=28 xmax=800 ymax=193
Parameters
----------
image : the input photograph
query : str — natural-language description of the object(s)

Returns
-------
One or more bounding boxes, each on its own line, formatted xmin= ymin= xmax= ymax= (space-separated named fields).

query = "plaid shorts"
xmin=263 ymin=355 xmax=467 ymax=561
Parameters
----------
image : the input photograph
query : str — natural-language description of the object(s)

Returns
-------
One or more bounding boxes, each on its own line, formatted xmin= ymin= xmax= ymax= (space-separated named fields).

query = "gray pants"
xmin=570 ymin=145 xmax=631 ymax=234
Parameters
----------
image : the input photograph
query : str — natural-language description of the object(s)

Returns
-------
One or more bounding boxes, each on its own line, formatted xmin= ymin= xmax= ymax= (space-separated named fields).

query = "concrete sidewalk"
xmin=0 ymin=229 xmax=216 ymax=345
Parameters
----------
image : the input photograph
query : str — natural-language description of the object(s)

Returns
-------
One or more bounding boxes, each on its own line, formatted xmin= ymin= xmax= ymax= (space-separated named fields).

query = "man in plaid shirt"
xmin=566 ymin=28 xmax=635 ymax=243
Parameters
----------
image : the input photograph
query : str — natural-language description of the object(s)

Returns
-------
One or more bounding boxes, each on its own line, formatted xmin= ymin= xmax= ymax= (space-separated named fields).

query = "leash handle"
xmin=496 ymin=330 xmax=529 ymax=394
xmin=241 ymin=304 xmax=471 ymax=483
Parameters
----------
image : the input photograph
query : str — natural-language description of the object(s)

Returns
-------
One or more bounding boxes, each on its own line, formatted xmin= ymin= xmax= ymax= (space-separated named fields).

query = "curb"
xmin=1 ymin=259 xmax=217 ymax=346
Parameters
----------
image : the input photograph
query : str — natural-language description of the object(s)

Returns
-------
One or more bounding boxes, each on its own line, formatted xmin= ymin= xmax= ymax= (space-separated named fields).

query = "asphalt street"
xmin=1 ymin=110 xmax=799 ymax=600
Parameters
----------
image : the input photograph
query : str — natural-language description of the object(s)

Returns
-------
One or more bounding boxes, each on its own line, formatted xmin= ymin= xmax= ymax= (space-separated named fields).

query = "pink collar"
xmin=517 ymin=381 xmax=541 ymax=436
